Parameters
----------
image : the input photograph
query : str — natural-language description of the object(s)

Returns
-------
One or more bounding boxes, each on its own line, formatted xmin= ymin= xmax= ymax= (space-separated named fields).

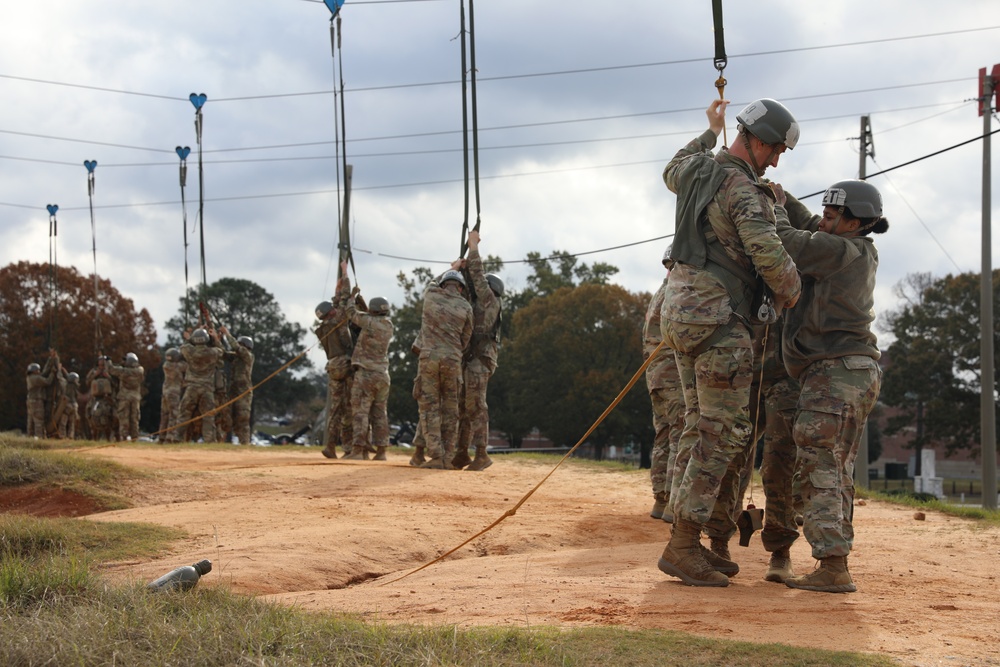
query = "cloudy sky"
xmin=2 ymin=0 xmax=998 ymax=371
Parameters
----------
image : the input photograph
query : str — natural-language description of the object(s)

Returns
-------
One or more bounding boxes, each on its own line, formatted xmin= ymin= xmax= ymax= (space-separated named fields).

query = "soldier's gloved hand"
xmin=351 ymin=286 xmax=360 ymax=297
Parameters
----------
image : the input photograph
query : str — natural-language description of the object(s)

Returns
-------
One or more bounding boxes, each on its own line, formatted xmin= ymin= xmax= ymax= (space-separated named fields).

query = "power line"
xmin=0 ymin=27 xmax=991 ymax=103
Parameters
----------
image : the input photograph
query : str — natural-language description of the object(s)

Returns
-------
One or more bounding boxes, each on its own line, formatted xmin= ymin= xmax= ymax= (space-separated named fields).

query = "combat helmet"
xmin=440 ymin=270 xmax=466 ymax=289
xmin=822 ymin=180 xmax=883 ymax=219
xmin=190 ymin=328 xmax=210 ymax=345
xmin=67 ymin=372 xmax=80 ymax=384
xmin=237 ymin=335 xmax=254 ymax=350
xmin=736 ymin=98 xmax=800 ymax=149
xmin=485 ymin=274 xmax=505 ymax=297
xmin=368 ymin=297 xmax=390 ymax=315
xmin=125 ymin=352 xmax=139 ymax=367
xmin=315 ymin=301 xmax=333 ymax=320
xmin=165 ymin=347 xmax=181 ymax=362
xmin=27 ymin=362 xmax=40 ymax=374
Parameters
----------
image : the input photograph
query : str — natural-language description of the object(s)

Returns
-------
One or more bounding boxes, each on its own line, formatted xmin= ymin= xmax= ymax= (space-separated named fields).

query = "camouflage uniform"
xmin=776 ymin=196 xmax=882 ymax=560
xmin=416 ymin=279 xmax=473 ymax=464
xmin=87 ymin=365 xmax=116 ymax=441
xmin=316 ymin=281 xmax=355 ymax=454
xmin=346 ymin=299 xmax=394 ymax=455
xmin=179 ymin=339 xmax=225 ymax=443
xmin=25 ymin=359 xmax=55 ymax=437
xmin=109 ymin=360 xmax=145 ymax=440
xmin=223 ymin=332 xmax=255 ymax=445
xmin=644 ymin=276 xmax=683 ymax=513
xmin=58 ymin=371 xmax=81 ymax=439
xmin=661 ymin=128 xmax=801 ymax=529
xmin=456 ymin=248 xmax=501 ymax=468
xmin=214 ymin=358 xmax=233 ymax=443
xmin=159 ymin=357 xmax=187 ymax=442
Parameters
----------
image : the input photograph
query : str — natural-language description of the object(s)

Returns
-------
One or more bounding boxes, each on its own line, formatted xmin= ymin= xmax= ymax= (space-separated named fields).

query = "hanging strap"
xmin=711 ymin=0 xmax=729 ymax=145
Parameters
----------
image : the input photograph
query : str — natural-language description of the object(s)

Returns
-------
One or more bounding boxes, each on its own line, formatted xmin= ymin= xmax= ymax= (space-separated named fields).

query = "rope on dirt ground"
xmin=379 ymin=340 xmax=665 ymax=586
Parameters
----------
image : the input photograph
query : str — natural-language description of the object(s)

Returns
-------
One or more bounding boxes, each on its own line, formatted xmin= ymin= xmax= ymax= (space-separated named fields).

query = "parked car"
xmin=389 ymin=421 xmax=415 ymax=446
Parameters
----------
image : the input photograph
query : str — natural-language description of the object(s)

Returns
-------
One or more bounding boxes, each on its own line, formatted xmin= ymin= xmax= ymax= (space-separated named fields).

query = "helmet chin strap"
xmin=741 ymin=132 xmax=769 ymax=177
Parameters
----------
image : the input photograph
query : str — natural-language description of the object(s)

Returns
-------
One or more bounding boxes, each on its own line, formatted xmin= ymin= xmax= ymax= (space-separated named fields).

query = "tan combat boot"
xmin=709 ymin=536 xmax=732 ymax=561
xmin=466 ymin=446 xmax=493 ymax=471
xmin=764 ymin=548 xmax=794 ymax=583
xmin=699 ymin=544 xmax=739 ymax=577
xmin=657 ymin=520 xmax=730 ymax=587
xmin=343 ymin=446 xmax=366 ymax=460
xmin=785 ymin=555 xmax=855 ymax=593
xmin=451 ymin=447 xmax=472 ymax=469
xmin=321 ymin=446 xmax=337 ymax=459
xmin=419 ymin=456 xmax=455 ymax=470
xmin=650 ymin=494 xmax=668 ymax=520
xmin=373 ymin=446 xmax=387 ymax=461
xmin=408 ymin=446 xmax=426 ymax=467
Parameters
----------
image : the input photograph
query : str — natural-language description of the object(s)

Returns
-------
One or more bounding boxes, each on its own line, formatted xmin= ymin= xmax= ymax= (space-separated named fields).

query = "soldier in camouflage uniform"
xmin=453 ymin=230 xmax=503 ymax=472
xmin=109 ymin=352 xmax=145 ymax=440
xmin=221 ymin=327 xmax=255 ymax=445
xmin=315 ymin=273 xmax=355 ymax=458
xmin=178 ymin=327 xmax=225 ymax=443
xmin=213 ymin=354 xmax=233 ymax=443
xmin=416 ymin=265 xmax=473 ymax=469
xmin=158 ymin=348 xmax=186 ymax=443
xmin=58 ymin=370 xmax=82 ymax=439
xmin=773 ymin=181 xmax=888 ymax=593
xmin=25 ymin=351 xmax=56 ymax=437
xmin=644 ymin=249 xmax=683 ymax=521
xmin=656 ymin=98 xmax=802 ymax=587
xmin=86 ymin=356 xmax=116 ymax=441
xmin=343 ymin=276 xmax=394 ymax=462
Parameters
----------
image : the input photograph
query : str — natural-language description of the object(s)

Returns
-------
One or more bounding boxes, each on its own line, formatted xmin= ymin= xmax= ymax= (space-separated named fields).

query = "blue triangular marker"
xmin=324 ymin=0 xmax=345 ymax=16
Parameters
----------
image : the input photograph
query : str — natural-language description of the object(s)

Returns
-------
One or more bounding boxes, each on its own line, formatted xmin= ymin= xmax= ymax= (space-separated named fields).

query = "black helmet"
xmin=166 ymin=347 xmax=181 ymax=362
xmin=736 ymin=98 xmax=800 ymax=149
xmin=237 ymin=335 xmax=254 ymax=350
xmin=67 ymin=372 xmax=80 ymax=384
xmin=822 ymin=179 xmax=883 ymax=219
xmin=440 ymin=270 xmax=466 ymax=289
xmin=368 ymin=297 xmax=390 ymax=315
xmin=125 ymin=352 xmax=139 ymax=368
xmin=315 ymin=301 xmax=333 ymax=320
xmin=27 ymin=362 xmax=40 ymax=374
xmin=485 ymin=274 xmax=505 ymax=297
xmin=191 ymin=328 xmax=210 ymax=345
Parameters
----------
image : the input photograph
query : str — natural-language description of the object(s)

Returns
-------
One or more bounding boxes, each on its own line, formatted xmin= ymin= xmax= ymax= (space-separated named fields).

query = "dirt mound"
xmin=0 ymin=484 xmax=103 ymax=518
xmin=73 ymin=446 xmax=1000 ymax=667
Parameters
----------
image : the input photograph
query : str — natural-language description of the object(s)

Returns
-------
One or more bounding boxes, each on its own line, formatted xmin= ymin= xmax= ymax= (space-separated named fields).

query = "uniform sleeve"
xmin=721 ymin=178 xmax=802 ymax=304
xmin=663 ymin=129 xmax=718 ymax=194
xmin=776 ymin=192 xmax=821 ymax=232
xmin=776 ymin=220 xmax=861 ymax=279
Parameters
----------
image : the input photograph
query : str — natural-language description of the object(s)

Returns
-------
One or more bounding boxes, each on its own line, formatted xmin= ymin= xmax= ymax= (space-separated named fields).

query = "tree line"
xmin=2 ymin=259 xmax=997 ymax=463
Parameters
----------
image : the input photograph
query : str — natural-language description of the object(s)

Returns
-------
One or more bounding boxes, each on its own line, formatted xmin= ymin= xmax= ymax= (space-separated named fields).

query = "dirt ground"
xmin=34 ymin=445 xmax=1000 ymax=666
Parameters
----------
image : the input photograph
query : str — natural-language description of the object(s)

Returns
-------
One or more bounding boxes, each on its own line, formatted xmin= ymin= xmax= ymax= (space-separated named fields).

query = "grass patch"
xmin=0 ymin=582 xmax=896 ymax=667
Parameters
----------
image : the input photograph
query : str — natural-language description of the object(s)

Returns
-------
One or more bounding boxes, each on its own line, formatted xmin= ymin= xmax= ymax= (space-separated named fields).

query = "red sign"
xmin=978 ymin=64 xmax=1000 ymax=116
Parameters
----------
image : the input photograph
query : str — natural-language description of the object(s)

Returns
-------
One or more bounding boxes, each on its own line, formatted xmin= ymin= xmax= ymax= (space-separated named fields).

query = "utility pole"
xmin=979 ymin=67 xmax=998 ymax=510
xmin=855 ymin=115 xmax=875 ymax=490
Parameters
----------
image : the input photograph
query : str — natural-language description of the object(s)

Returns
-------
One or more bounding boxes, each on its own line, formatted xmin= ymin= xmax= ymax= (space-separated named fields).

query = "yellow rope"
xmin=380 ymin=339 xmax=666 ymax=586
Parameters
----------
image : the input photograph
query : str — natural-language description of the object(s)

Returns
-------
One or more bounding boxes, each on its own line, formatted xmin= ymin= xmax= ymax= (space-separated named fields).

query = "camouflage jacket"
xmin=162 ymin=359 xmax=187 ymax=395
xmin=643 ymin=276 xmax=677 ymax=391
xmin=26 ymin=368 xmax=54 ymax=400
xmin=109 ymin=364 xmax=145 ymax=398
xmin=346 ymin=302 xmax=393 ymax=373
xmin=316 ymin=278 xmax=353 ymax=360
xmin=419 ymin=282 xmax=473 ymax=362
xmin=466 ymin=248 xmax=501 ymax=371
xmin=662 ymin=129 xmax=801 ymax=326
xmin=222 ymin=332 xmax=254 ymax=394
xmin=180 ymin=343 xmax=224 ymax=388
xmin=774 ymin=197 xmax=880 ymax=380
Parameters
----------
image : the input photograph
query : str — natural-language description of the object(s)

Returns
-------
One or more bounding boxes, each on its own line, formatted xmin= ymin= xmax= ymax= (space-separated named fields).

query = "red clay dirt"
xmin=52 ymin=445 xmax=1000 ymax=666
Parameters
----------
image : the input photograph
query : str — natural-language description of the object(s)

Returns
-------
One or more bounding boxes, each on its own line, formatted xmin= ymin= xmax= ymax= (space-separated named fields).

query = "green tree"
xmin=0 ymin=261 xmax=159 ymax=432
xmin=164 ymin=278 xmax=316 ymax=420
xmin=879 ymin=269 xmax=1000 ymax=459
xmin=495 ymin=282 xmax=652 ymax=458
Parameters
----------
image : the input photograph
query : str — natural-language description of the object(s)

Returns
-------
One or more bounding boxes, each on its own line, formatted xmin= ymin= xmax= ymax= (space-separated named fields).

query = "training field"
xmin=37 ymin=446 xmax=1000 ymax=666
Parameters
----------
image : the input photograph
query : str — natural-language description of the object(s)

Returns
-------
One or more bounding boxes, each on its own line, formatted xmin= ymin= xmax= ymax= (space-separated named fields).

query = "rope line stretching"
xmin=380 ymin=339 xmax=666 ymax=586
